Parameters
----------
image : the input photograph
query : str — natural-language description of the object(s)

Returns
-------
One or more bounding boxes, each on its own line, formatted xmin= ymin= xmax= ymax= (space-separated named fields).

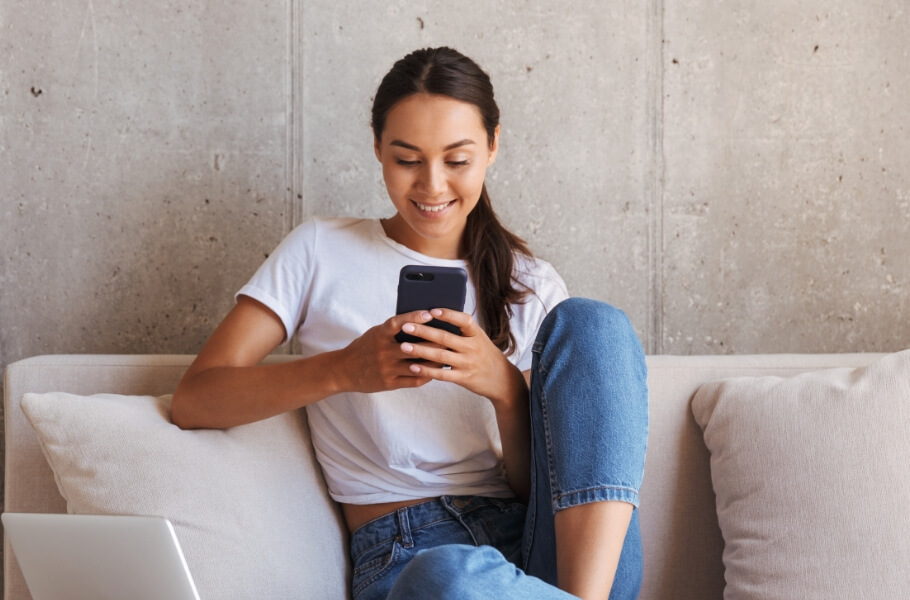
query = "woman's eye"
xmin=393 ymin=158 xmax=468 ymax=168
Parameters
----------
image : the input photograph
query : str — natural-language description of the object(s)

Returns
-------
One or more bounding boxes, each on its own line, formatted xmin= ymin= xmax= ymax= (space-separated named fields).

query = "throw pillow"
xmin=20 ymin=392 xmax=349 ymax=600
xmin=691 ymin=349 xmax=910 ymax=600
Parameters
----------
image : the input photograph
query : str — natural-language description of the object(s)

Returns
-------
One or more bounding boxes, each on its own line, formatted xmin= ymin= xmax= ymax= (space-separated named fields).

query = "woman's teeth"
xmin=415 ymin=201 xmax=452 ymax=213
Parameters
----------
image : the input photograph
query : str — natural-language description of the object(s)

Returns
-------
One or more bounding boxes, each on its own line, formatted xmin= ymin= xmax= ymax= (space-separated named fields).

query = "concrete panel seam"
xmin=287 ymin=0 xmax=304 ymax=232
xmin=647 ymin=0 xmax=666 ymax=355
xmin=289 ymin=0 xmax=304 ymax=356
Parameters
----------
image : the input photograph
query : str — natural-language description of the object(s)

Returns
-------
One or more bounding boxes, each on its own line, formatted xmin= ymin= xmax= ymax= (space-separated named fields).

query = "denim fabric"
xmin=523 ymin=298 xmax=648 ymax=599
xmin=350 ymin=496 xmax=529 ymax=600
xmin=351 ymin=298 xmax=649 ymax=600
xmin=385 ymin=543 xmax=579 ymax=600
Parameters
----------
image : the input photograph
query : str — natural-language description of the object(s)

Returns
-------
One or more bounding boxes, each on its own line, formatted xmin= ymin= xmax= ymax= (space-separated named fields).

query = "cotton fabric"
xmin=237 ymin=217 xmax=569 ymax=505
xmin=692 ymin=349 xmax=910 ymax=600
xmin=19 ymin=391 xmax=348 ymax=599
xmin=351 ymin=299 xmax=649 ymax=600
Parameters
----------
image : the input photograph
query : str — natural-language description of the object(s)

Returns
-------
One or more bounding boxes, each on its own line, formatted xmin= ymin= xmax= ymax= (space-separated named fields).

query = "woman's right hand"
xmin=336 ymin=310 xmax=438 ymax=393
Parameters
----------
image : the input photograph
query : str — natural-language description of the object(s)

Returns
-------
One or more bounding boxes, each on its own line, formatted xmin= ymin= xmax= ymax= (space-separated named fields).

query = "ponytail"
xmin=462 ymin=184 xmax=532 ymax=355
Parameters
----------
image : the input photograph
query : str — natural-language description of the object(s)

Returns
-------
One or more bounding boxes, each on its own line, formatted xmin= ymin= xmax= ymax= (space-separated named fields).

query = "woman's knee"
xmin=536 ymin=298 xmax=644 ymax=367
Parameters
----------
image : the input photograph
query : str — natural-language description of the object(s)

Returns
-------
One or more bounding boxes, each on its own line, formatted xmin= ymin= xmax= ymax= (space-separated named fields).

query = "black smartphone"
xmin=395 ymin=265 xmax=468 ymax=344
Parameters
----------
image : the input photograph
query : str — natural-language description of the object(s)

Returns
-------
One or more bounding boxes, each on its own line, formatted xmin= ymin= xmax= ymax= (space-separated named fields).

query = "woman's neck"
xmin=380 ymin=215 xmax=462 ymax=260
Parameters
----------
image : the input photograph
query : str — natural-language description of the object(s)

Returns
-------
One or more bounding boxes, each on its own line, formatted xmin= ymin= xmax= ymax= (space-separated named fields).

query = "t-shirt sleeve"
xmin=513 ymin=260 xmax=570 ymax=372
xmin=235 ymin=220 xmax=317 ymax=344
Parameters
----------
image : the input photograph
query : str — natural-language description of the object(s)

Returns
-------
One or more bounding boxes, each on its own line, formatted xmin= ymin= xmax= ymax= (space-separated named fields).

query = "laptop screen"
xmin=3 ymin=513 xmax=201 ymax=600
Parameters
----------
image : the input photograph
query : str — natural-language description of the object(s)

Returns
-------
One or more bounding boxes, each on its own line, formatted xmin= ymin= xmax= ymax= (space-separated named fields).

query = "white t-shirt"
xmin=237 ymin=217 xmax=569 ymax=504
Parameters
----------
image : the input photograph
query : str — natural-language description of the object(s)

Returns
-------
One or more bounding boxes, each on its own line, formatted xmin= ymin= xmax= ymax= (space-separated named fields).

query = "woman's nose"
xmin=418 ymin=163 xmax=447 ymax=197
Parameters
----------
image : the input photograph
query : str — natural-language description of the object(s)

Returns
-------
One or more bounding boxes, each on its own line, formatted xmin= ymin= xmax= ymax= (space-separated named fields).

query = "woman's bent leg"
xmin=523 ymin=298 xmax=648 ymax=599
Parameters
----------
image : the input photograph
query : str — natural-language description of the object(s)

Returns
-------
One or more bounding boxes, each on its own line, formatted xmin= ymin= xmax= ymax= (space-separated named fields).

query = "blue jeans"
xmin=349 ymin=298 xmax=649 ymax=600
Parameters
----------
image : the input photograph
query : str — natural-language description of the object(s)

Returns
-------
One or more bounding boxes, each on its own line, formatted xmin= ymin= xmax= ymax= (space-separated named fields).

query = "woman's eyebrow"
xmin=389 ymin=139 xmax=476 ymax=151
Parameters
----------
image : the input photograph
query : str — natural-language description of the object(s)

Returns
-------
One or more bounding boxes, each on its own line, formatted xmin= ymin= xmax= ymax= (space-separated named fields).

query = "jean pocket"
xmin=352 ymin=539 xmax=403 ymax=600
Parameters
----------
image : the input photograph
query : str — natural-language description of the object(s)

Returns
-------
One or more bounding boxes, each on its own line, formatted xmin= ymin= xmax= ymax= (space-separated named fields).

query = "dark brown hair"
xmin=372 ymin=47 xmax=531 ymax=354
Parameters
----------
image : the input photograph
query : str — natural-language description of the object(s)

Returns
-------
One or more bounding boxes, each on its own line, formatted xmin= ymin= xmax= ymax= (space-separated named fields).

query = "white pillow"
xmin=691 ymin=350 xmax=910 ymax=600
xmin=20 ymin=392 xmax=350 ymax=600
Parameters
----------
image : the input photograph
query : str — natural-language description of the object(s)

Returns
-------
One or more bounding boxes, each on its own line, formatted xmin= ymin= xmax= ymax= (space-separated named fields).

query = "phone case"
xmin=395 ymin=265 xmax=467 ymax=343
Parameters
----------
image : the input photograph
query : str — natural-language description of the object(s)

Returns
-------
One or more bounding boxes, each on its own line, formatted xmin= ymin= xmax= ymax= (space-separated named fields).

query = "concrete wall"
xmin=1 ymin=0 xmax=908 ymax=585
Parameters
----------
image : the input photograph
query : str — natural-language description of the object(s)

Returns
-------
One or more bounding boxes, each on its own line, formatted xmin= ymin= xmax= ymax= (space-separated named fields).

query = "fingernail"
xmin=409 ymin=364 xmax=421 ymax=373
xmin=430 ymin=309 xmax=442 ymax=317
xmin=420 ymin=311 xmax=432 ymax=320
xmin=401 ymin=342 xmax=414 ymax=352
xmin=402 ymin=324 xmax=415 ymax=333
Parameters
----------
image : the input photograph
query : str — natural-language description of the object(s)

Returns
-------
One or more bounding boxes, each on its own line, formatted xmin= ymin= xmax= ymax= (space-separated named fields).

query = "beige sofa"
xmin=2 ymin=352 xmax=896 ymax=599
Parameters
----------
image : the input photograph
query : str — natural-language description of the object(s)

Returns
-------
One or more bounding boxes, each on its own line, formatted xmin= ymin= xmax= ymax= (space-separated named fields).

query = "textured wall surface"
xmin=662 ymin=1 xmax=910 ymax=353
xmin=4 ymin=1 xmax=908 ymax=367
xmin=2 ymin=0 xmax=909 ymax=590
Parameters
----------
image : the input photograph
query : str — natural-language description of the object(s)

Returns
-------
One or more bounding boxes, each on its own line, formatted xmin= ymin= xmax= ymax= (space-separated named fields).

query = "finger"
xmin=399 ymin=323 xmax=463 ymax=352
xmin=388 ymin=310 xmax=434 ymax=333
xmin=426 ymin=308 xmax=482 ymax=336
xmin=399 ymin=341 xmax=452 ymax=369
xmin=407 ymin=361 xmax=461 ymax=383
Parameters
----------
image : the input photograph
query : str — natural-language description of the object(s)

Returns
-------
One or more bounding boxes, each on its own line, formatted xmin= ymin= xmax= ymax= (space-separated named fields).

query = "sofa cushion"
xmin=20 ymin=392 xmax=349 ymax=600
xmin=691 ymin=349 xmax=910 ymax=599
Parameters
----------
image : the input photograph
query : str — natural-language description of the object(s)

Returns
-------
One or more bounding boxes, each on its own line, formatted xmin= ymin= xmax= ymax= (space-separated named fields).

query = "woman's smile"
xmin=413 ymin=199 xmax=455 ymax=214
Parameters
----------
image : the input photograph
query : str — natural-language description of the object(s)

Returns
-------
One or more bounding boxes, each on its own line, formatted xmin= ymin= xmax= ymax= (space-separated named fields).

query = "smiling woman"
xmin=171 ymin=46 xmax=648 ymax=600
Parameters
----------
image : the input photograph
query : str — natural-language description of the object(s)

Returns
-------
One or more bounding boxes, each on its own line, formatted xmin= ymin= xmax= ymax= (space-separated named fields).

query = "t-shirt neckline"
xmin=371 ymin=218 xmax=468 ymax=267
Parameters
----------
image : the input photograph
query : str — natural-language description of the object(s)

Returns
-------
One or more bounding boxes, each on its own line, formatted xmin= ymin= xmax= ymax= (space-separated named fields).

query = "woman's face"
xmin=375 ymin=93 xmax=499 ymax=259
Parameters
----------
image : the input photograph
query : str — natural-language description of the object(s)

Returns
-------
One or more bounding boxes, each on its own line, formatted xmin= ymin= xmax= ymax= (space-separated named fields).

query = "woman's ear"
xmin=373 ymin=136 xmax=382 ymax=162
xmin=487 ymin=125 xmax=501 ymax=166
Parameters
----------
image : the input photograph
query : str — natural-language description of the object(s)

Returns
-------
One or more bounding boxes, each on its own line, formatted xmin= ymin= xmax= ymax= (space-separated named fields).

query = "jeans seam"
xmin=443 ymin=497 xmax=512 ymax=518
xmin=537 ymin=359 xmax=561 ymax=514
xmin=521 ymin=350 xmax=548 ymax=569
xmin=554 ymin=485 xmax=641 ymax=505
xmin=556 ymin=484 xmax=639 ymax=497
xmin=352 ymin=540 xmax=401 ymax=599
xmin=351 ymin=515 xmax=455 ymax=560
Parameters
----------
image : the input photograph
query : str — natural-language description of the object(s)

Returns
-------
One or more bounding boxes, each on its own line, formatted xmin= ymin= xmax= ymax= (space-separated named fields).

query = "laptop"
xmin=2 ymin=513 xmax=201 ymax=600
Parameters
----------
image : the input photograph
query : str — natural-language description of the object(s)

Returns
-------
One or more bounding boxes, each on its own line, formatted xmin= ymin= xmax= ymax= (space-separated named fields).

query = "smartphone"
xmin=395 ymin=265 xmax=468 ymax=344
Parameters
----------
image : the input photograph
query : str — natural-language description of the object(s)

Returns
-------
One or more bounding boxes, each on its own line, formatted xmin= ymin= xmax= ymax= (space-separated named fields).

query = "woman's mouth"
xmin=413 ymin=200 xmax=455 ymax=213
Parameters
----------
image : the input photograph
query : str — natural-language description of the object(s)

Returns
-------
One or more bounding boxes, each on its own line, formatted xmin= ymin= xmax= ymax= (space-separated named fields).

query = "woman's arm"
xmin=397 ymin=309 xmax=533 ymax=501
xmin=489 ymin=366 xmax=533 ymax=502
xmin=172 ymin=296 xmax=343 ymax=429
xmin=171 ymin=296 xmax=436 ymax=430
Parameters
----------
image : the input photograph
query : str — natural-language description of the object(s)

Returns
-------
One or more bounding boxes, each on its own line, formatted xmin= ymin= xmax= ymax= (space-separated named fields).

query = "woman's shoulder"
xmin=262 ymin=217 xmax=378 ymax=266
xmin=293 ymin=215 xmax=371 ymax=234
xmin=513 ymin=252 xmax=565 ymax=287
xmin=282 ymin=216 xmax=376 ymax=245
xmin=512 ymin=253 xmax=569 ymax=309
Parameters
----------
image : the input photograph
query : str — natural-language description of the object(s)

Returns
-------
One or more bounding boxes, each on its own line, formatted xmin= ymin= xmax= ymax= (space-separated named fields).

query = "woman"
xmin=172 ymin=47 xmax=648 ymax=600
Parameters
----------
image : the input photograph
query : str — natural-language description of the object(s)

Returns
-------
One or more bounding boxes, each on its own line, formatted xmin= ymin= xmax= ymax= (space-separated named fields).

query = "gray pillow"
xmin=21 ymin=392 xmax=350 ymax=600
xmin=692 ymin=349 xmax=910 ymax=599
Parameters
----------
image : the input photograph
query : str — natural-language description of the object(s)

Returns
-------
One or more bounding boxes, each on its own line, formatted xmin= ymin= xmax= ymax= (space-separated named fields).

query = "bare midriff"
xmin=342 ymin=497 xmax=437 ymax=533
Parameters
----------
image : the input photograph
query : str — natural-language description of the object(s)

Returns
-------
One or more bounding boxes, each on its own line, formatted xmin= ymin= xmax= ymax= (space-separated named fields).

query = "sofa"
xmin=4 ymin=352 xmax=909 ymax=599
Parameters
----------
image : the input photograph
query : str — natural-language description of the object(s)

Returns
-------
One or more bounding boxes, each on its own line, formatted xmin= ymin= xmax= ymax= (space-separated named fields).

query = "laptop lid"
xmin=2 ymin=513 xmax=201 ymax=600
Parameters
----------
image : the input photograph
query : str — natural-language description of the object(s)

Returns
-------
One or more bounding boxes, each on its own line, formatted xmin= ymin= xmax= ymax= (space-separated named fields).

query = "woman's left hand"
xmin=398 ymin=308 xmax=525 ymax=408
